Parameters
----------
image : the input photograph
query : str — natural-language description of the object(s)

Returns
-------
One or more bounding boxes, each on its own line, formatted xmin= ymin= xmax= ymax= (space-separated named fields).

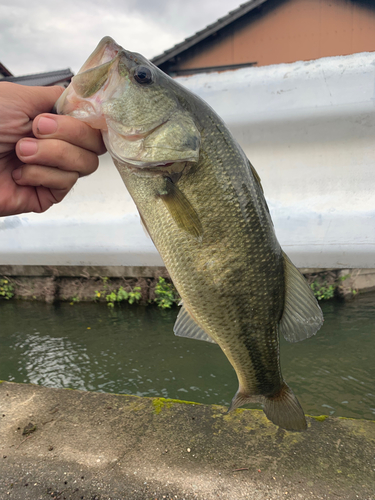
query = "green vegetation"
xmin=311 ymin=415 xmax=328 ymax=422
xmin=310 ymin=280 xmax=336 ymax=301
xmin=154 ymin=277 xmax=180 ymax=309
xmin=94 ymin=276 xmax=109 ymax=300
xmin=0 ymin=278 xmax=14 ymax=300
xmin=105 ymin=286 xmax=142 ymax=308
xmin=310 ymin=274 xmax=351 ymax=301
xmin=94 ymin=277 xmax=142 ymax=308
xmin=152 ymin=397 xmax=200 ymax=414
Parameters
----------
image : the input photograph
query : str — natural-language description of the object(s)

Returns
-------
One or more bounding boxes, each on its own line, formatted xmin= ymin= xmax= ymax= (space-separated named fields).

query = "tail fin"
xmin=228 ymin=390 xmax=258 ymax=412
xmin=263 ymin=382 xmax=307 ymax=431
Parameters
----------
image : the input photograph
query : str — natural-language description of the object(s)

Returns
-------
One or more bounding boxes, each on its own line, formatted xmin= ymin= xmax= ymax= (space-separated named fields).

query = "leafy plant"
xmin=310 ymin=273 xmax=352 ymax=301
xmin=310 ymin=281 xmax=335 ymax=301
xmin=106 ymin=286 xmax=142 ymax=308
xmin=0 ymin=278 xmax=14 ymax=300
xmin=127 ymin=287 xmax=142 ymax=305
xmin=154 ymin=277 xmax=179 ymax=309
xmin=95 ymin=277 xmax=109 ymax=298
xmin=106 ymin=291 xmax=117 ymax=308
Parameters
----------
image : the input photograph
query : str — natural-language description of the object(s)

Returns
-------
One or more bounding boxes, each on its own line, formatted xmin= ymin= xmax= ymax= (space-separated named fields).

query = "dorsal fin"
xmin=174 ymin=304 xmax=217 ymax=344
xmin=279 ymin=252 xmax=324 ymax=342
xmin=248 ymin=160 xmax=263 ymax=193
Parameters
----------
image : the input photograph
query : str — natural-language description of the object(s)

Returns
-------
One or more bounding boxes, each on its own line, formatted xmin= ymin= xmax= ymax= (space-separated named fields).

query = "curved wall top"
xmin=1 ymin=51 xmax=374 ymax=268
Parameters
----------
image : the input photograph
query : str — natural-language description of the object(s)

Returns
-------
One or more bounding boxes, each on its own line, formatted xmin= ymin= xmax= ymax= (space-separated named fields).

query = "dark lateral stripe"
xmin=241 ymin=326 xmax=282 ymax=395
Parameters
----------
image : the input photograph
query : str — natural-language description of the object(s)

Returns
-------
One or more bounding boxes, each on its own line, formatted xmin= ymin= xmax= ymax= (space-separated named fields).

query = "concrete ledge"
xmin=3 ymin=266 xmax=375 ymax=303
xmin=337 ymin=268 xmax=375 ymax=298
xmin=0 ymin=382 xmax=374 ymax=500
xmin=0 ymin=265 xmax=168 ymax=279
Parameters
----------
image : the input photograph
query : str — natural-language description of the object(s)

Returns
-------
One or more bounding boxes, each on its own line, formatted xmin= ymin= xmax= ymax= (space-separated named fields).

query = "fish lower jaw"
xmin=65 ymin=101 xmax=107 ymax=130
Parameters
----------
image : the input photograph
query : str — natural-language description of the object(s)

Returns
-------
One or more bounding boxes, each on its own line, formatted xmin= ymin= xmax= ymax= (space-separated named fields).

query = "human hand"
xmin=0 ymin=82 xmax=106 ymax=216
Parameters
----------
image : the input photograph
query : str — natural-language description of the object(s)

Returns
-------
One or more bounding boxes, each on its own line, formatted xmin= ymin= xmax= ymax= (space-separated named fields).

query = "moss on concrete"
xmin=310 ymin=414 xmax=329 ymax=422
xmin=152 ymin=397 xmax=201 ymax=414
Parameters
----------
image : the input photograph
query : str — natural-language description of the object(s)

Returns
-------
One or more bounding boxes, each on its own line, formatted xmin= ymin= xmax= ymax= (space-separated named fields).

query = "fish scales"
xmin=56 ymin=37 xmax=323 ymax=431
xmin=116 ymin=119 xmax=284 ymax=397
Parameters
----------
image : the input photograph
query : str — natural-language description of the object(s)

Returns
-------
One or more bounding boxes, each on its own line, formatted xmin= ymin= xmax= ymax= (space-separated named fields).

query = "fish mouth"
xmin=77 ymin=36 xmax=121 ymax=74
xmin=54 ymin=37 xmax=122 ymax=121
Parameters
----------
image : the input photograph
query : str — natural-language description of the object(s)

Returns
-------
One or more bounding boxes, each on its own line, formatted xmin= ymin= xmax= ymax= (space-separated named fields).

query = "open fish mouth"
xmin=76 ymin=36 xmax=120 ymax=74
xmin=54 ymin=37 xmax=122 ymax=124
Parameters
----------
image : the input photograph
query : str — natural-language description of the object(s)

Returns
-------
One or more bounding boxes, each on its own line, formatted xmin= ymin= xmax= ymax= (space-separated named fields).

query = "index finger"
xmin=32 ymin=113 xmax=107 ymax=156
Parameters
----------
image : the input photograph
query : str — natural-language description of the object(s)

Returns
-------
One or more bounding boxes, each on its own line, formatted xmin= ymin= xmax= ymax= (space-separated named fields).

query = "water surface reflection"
xmin=0 ymin=294 xmax=374 ymax=419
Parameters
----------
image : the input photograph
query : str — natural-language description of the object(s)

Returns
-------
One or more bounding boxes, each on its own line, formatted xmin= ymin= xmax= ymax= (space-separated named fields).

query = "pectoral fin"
xmin=174 ymin=303 xmax=216 ymax=344
xmin=279 ymin=252 xmax=323 ymax=342
xmin=158 ymin=178 xmax=203 ymax=239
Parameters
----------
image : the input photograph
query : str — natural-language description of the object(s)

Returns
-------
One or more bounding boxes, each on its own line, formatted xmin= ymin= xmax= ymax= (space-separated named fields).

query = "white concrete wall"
xmin=1 ymin=51 xmax=374 ymax=268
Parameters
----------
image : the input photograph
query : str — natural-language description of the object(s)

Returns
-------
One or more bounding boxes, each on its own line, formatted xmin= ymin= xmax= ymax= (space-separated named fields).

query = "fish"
xmin=55 ymin=37 xmax=323 ymax=431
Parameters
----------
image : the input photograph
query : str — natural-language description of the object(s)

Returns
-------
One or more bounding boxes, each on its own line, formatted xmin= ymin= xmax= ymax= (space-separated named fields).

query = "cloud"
xmin=0 ymin=0 xmax=243 ymax=76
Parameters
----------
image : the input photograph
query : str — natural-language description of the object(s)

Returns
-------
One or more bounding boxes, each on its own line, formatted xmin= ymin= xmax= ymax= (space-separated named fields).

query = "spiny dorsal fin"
xmin=158 ymin=178 xmax=203 ymax=239
xmin=279 ymin=252 xmax=323 ymax=343
xmin=174 ymin=303 xmax=216 ymax=344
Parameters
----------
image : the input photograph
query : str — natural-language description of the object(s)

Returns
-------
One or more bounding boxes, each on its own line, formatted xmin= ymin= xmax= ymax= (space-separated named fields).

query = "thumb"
xmin=13 ymin=84 xmax=65 ymax=119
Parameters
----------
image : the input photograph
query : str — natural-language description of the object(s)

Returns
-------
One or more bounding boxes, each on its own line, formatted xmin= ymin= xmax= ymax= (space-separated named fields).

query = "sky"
xmin=0 ymin=0 xmax=245 ymax=76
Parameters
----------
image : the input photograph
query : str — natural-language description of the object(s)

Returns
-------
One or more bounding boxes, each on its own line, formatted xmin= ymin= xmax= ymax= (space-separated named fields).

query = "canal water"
xmin=0 ymin=293 xmax=374 ymax=420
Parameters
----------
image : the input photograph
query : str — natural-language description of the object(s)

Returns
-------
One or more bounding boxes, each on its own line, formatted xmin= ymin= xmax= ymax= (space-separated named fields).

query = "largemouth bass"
xmin=56 ymin=37 xmax=323 ymax=431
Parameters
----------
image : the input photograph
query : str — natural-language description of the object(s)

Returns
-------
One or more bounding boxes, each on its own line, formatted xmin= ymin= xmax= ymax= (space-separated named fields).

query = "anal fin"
xmin=174 ymin=304 xmax=216 ymax=344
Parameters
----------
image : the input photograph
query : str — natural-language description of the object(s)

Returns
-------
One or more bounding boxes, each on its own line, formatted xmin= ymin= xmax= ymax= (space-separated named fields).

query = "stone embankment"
xmin=1 ymin=265 xmax=375 ymax=303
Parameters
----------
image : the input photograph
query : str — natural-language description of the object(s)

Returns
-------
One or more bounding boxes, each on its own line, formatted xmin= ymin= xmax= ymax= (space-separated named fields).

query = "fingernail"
xmin=19 ymin=139 xmax=38 ymax=156
xmin=37 ymin=116 xmax=58 ymax=135
xmin=12 ymin=168 xmax=22 ymax=180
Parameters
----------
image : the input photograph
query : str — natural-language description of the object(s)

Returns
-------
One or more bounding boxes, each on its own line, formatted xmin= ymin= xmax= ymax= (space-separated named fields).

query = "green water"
xmin=0 ymin=294 xmax=374 ymax=420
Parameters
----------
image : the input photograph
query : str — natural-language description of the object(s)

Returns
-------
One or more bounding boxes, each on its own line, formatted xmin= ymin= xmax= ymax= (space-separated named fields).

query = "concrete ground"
xmin=0 ymin=381 xmax=374 ymax=500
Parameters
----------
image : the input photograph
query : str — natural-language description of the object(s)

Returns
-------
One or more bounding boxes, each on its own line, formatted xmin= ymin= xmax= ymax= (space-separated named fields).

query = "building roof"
xmin=0 ymin=62 xmax=13 ymax=77
xmin=1 ymin=68 xmax=74 ymax=86
xmin=151 ymin=0 xmax=269 ymax=66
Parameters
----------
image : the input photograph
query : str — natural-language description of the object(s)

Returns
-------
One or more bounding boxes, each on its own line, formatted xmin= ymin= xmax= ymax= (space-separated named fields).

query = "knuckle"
xmin=77 ymin=150 xmax=98 ymax=176
xmin=74 ymin=121 xmax=89 ymax=144
xmin=20 ymin=164 xmax=39 ymax=181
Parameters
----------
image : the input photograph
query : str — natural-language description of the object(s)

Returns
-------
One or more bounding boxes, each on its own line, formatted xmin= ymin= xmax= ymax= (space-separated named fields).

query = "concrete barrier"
xmin=1 ymin=51 xmax=374 ymax=269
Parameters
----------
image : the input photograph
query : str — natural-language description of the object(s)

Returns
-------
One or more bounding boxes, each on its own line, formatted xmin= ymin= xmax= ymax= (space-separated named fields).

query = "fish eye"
xmin=134 ymin=66 xmax=153 ymax=84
